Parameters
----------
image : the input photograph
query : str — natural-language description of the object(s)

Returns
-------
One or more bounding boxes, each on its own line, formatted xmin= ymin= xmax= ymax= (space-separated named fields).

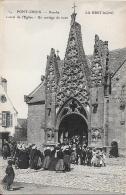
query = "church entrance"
xmin=58 ymin=113 xmax=88 ymax=145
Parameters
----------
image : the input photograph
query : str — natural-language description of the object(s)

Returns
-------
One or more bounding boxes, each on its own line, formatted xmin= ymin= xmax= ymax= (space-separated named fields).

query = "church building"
xmin=25 ymin=10 xmax=126 ymax=153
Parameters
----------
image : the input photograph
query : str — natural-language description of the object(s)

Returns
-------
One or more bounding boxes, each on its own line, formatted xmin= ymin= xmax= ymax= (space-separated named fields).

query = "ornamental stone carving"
xmin=119 ymin=85 xmax=126 ymax=110
xmin=90 ymin=34 xmax=109 ymax=87
xmin=90 ymin=128 xmax=104 ymax=141
xmin=45 ymin=48 xmax=60 ymax=93
xmin=56 ymin=14 xmax=90 ymax=110
xmin=46 ymin=128 xmax=55 ymax=142
xmin=60 ymin=99 xmax=88 ymax=119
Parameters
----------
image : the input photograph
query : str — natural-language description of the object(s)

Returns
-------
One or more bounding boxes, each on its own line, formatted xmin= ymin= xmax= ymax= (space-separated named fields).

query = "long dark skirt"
xmin=55 ymin=159 xmax=64 ymax=171
xmin=48 ymin=157 xmax=58 ymax=171
xmin=43 ymin=156 xmax=51 ymax=170
xmin=2 ymin=174 xmax=14 ymax=186
xmin=64 ymin=155 xmax=70 ymax=171
xmin=18 ymin=151 xmax=29 ymax=169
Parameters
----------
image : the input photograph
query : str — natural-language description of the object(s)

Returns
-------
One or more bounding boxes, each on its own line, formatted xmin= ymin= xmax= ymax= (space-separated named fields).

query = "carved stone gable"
xmin=56 ymin=14 xmax=90 ymax=110
xmin=90 ymin=35 xmax=109 ymax=87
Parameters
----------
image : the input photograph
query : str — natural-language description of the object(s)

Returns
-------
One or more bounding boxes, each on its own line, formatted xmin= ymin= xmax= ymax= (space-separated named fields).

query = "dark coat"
xmin=57 ymin=150 xmax=64 ymax=159
xmin=3 ymin=165 xmax=15 ymax=185
xmin=2 ymin=144 xmax=11 ymax=159
xmin=43 ymin=149 xmax=51 ymax=169
xmin=44 ymin=149 xmax=51 ymax=157
xmin=18 ymin=150 xmax=29 ymax=169
xmin=32 ymin=150 xmax=42 ymax=170
xmin=55 ymin=150 xmax=64 ymax=171
xmin=63 ymin=149 xmax=71 ymax=164
xmin=48 ymin=149 xmax=57 ymax=171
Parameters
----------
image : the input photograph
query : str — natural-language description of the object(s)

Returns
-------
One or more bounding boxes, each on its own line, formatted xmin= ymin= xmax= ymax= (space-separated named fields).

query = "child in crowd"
xmin=2 ymin=160 xmax=15 ymax=191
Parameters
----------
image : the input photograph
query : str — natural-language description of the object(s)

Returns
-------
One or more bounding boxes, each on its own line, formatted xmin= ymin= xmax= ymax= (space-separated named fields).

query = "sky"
xmin=0 ymin=0 xmax=126 ymax=118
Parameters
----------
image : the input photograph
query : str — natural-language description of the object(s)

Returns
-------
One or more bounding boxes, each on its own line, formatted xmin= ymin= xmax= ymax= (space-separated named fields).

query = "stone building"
xmin=0 ymin=77 xmax=18 ymax=148
xmin=25 ymin=11 xmax=126 ymax=151
xmin=14 ymin=118 xmax=27 ymax=142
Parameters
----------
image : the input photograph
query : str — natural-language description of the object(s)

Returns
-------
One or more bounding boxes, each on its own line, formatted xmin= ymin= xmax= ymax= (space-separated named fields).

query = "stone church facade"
xmin=25 ymin=11 xmax=126 ymax=152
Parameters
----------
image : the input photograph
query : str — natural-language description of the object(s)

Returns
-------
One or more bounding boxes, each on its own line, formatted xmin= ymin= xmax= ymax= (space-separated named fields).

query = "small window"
xmin=0 ymin=95 xmax=7 ymax=103
xmin=2 ymin=111 xmax=12 ymax=127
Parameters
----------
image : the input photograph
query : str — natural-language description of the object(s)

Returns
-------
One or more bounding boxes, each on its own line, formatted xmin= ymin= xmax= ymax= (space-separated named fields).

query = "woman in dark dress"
xmin=43 ymin=147 xmax=51 ymax=170
xmin=18 ymin=146 xmax=29 ymax=169
xmin=86 ymin=148 xmax=92 ymax=166
xmin=2 ymin=142 xmax=11 ymax=160
xmin=63 ymin=146 xmax=71 ymax=172
xmin=109 ymin=141 xmax=119 ymax=158
xmin=55 ymin=149 xmax=65 ymax=172
xmin=32 ymin=148 xmax=42 ymax=170
xmin=82 ymin=147 xmax=87 ymax=165
xmin=48 ymin=147 xmax=57 ymax=171
xmin=29 ymin=145 xmax=37 ymax=169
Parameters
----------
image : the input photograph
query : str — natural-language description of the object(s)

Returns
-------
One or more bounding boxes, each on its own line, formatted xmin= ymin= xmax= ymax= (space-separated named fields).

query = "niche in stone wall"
xmin=92 ymin=88 xmax=98 ymax=114
xmin=120 ymin=85 xmax=126 ymax=125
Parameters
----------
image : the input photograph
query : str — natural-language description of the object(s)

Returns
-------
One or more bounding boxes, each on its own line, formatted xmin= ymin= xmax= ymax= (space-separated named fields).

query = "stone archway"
xmin=58 ymin=113 xmax=88 ymax=145
xmin=56 ymin=98 xmax=89 ymax=145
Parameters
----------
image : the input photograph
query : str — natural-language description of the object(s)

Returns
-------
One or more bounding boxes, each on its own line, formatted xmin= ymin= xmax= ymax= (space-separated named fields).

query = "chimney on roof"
xmin=0 ymin=77 xmax=7 ymax=93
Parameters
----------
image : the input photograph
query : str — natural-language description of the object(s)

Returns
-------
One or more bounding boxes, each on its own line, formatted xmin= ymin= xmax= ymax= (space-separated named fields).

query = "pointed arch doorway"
xmin=58 ymin=113 xmax=88 ymax=145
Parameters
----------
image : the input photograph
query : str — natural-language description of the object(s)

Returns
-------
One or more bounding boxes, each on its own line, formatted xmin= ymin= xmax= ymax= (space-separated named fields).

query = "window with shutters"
xmin=2 ymin=112 xmax=7 ymax=127
xmin=10 ymin=114 xmax=13 ymax=127
xmin=2 ymin=111 xmax=12 ymax=127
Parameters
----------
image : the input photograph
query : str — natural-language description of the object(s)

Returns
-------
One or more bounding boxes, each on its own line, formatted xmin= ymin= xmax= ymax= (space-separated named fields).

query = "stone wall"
xmin=108 ymin=60 xmax=126 ymax=149
xmin=27 ymin=103 xmax=45 ymax=145
xmin=90 ymin=86 xmax=105 ymax=147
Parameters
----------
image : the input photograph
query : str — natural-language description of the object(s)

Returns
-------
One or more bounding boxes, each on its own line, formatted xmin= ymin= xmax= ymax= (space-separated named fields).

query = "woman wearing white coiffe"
xmin=43 ymin=147 xmax=51 ymax=170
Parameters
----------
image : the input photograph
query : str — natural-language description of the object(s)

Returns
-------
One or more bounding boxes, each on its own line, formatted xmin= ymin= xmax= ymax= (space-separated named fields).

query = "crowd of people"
xmin=2 ymin=138 xmax=106 ymax=172
xmin=1 ymin=136 xmax=119 ymax=191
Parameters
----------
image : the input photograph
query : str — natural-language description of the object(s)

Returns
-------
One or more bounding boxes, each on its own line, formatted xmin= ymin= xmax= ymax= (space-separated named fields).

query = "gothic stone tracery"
xmin=44 ymin=11 xmax=113 ymax=147
xmin=56 ymin=13 xmax=90 ymax=111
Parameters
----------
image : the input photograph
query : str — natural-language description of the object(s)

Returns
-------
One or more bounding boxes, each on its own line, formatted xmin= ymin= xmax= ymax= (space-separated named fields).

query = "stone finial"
xmin=56 ymin=50 xmax=59 ymax=56
xmin=72 ymin=2 xmax=77 ymax=14
xmin=71 ymin=12 xmax=77 ymax=26
xmin=50 ymin=48 xmax=55 ymax=56
xmin=95 ymin=34 xmax=99 ymax=43
xmin=41 ymin=75 xmax=45 ymax=82
xmin=104 ymin=41 xmax=108 ymax=45
xmin=1 ymin=77 xmax=7 ymax=83
xmin=71 ymin=3 xmax=77 ymax=26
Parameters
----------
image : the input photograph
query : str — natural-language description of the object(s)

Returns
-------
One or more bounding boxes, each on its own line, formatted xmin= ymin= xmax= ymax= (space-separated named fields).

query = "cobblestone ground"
xmin=0 ymin=157 xmax=126 ymax=194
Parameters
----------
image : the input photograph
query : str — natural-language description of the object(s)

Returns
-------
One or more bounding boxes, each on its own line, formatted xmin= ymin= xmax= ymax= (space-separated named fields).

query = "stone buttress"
xmin=90 ymin=34 xmax=111 ymax=147
xmin=45 ymin=48 xmax=60 ymax=144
